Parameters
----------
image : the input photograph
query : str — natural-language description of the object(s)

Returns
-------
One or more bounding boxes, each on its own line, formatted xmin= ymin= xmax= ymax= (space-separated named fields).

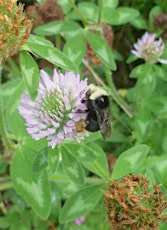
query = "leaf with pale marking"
xmin=20 ymin=51 xmax=40 ymax=100
xmin=63 ymin=33 xmax=86 ymax=66
xmin=27 ymin=44 xmax=79 ymax=73
xmin=111 ymin=145 xmax=150 ymax=180
xmin=87 ymin=32 xmax=116 ymax=70
xmin=59 ymin=184 xmax=103 ymax=223
xmin=61 ymin=146 xmax=84 ymax=185
xmin=11 ymin=146 xmax=51 ymax=219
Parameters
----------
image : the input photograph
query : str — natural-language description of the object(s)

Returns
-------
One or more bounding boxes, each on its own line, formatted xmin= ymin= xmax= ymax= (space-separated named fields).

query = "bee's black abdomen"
xmin=85 ymin=111 xmax=100 ymax=132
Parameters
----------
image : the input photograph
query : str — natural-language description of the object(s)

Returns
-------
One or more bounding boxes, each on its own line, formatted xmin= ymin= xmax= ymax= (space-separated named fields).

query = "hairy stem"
xmin=68 ymin=0 xmax=89 ymax=27
xmin=83 ymin=59 xmax=106 ymax=86
xmin=97 ymin=0 xmax=103 ymax=25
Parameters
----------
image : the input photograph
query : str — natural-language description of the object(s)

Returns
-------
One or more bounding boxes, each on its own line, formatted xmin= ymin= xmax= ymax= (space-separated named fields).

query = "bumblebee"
xmin=80 ymin=84 xmax=111 ymax=140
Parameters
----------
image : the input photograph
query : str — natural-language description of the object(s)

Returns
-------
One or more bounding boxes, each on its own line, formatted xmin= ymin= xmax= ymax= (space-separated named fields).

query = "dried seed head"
xmin=0 ymin=0 xmax=32 ymax=63
xmin=103 ymin=174 xmax=167 ymax=230
xmin=26 ymin=0 xmax=64 ymax=30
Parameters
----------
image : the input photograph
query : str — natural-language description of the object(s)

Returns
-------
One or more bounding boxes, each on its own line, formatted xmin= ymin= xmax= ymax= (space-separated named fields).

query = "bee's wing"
xmin=100 ymin=109 xmax=111 ymax=140
xmin=95 ymin=107 xmax=111 ymax=140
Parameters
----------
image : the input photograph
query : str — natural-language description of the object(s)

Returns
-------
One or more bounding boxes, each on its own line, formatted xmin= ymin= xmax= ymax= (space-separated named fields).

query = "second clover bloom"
xmin=131 ymin=32 xmax=167 ymax=64
xmin=18 ymin=70 xmax=88 ymax=148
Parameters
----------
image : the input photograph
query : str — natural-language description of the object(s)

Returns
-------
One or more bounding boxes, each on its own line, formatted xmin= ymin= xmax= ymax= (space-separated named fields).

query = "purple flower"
xmin=74 ymin=216 xmax=86 ymax=225
xmin=18 ymin=69 xmax=88 ymax=148
xmin=131 ymin=32 xmax=167 ymax=64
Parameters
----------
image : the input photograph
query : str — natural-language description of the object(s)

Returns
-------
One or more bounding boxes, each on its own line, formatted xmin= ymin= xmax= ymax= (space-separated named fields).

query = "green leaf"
xmin=111 ymin=144 xmax=150 ymax=180
xmin=21 ymin=136 xmax=47 ymax=152
xmin=27 ymin=34 xmax=54 ymax=47
xmin=0 ymin=217 xmax=10 ymax=228
xmin=27 ymin=43 xmax=79 ymax=73
xmin=7 ymin=211 xmax=31 ymax=230
xmin=78 ymin=2 xmax=98 ymax=21
xmin=131 ymin=64 xmax=156 ymax=99
xmin=153 ymin=157 xmax=167 ymax=184
xmin=149 ymin=6 xmax=161 ymax=29
xmin=11 ymin=146 xmax=51 ymax=219
xmin=32 ymin=147 xmax=48 ymax=173
xmin=5 ymin=81 xmax=26 ymax=139
xmin=146 ymin=96 xmax=167 ymax=116
xmin=49 ymin=183 xmax=62 ymax=220
xmin=63 ymin=33 xmax=86 ymax=66
xmin=38 ymin=0 xmax=45 ymax=5
xmin=48 ymin=147 xmax=60 ymax=174
xmin=136 ymin=66 xmax=156 ymax=98
xmin=130 ymin=64 xmax=147 ymax=78
xmin=50 ymin=170 xmax=81 ymax=198
xmin=102 ymin=7 xmax=139 ymax=25
xmin=57 ymin=0 xmax=72 ymax=14
xmin=153 ymin=65 xmax=167 ymax=82
xmin=0 ymin=161 xmax=8 ymax=174
xmin=130 ymin=15 xmax=149 ymax=30
xmin=66 ymin=143 xmax=109 ymax=178
xmin=85 ymin=143 xmax=109 ymax=178
xmin=0 ymin=78 xmax=22 ymax=101
xmin=87 ymin=32 xmax=116 ymax=70
xmin=61 ymin=146 xmax=84 ymax=185
xmin=113 ymin=49 xmax=123 ymax=61
xmin=82 ymin=132 xmax=101 ymax=144
xmin=59 ymin=184 xmax=103 ymax=223
xmin=126 ymin=54 xmax=138 ymax=64
xmin=160 ymin=223 xmax=167 ymax=230
xmin=102 ymin=0 xmax=119 ymax=26
xmin=134 ymin=105 xmax=153 ymax=142
xmin=34 ymin=20 xmax=83 ymax=40
xmin=20 ymin=51 xmax=40 ymax=100
xmin=113 ymin=7 xmax=140 ymax=25
xmin=103 ymin=0 xmax=118 ymax=9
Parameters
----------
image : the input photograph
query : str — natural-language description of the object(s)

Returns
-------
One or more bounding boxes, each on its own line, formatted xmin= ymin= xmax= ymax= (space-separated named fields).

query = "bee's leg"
xmin=76 ymin=109 xmax=88 ymax=113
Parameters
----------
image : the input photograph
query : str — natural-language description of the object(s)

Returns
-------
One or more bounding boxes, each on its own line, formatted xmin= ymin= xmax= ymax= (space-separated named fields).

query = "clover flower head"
xmin=18 ymin=69 xmax=88 ymax=148
xmin=131 ymin=32 xmax=167 ymax=64
xmin=103 ymin=174 xmax=167 ymax=230
xmin=0 ymin=0 xmax=32 ymax=63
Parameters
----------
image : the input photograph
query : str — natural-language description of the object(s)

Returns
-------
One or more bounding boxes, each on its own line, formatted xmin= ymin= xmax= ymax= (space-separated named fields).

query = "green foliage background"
xmin=1 ymin=0 xmax=167 ymax=229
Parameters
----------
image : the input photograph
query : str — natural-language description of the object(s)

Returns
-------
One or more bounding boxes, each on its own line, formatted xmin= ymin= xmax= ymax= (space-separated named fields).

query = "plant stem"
xmin=55 ymin=34 xmax=62 ymax=50
xmin=93 ymin=161 xmax=109 ymax=179
xmin=97 ymin=0 xmax=103 ymax=25
xmin=68 ymin=0 xmax=89 ymax=27
xmin=104 ymin=66 xmax=133 ymax=118
xmin=0 ymin=181 xmax=13 ymax=191
xmin=83 ymin=59 xmax=106 ymax=86
xmin=50 ymin=173 xmax=104 ymax=184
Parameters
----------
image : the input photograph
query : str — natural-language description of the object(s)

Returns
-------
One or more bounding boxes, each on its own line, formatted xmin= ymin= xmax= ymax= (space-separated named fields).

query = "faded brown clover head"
xmin=103 ymin=175 xmax=167 ymax=230
xmin=0 ymin=0 xmax=32 ymax=63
